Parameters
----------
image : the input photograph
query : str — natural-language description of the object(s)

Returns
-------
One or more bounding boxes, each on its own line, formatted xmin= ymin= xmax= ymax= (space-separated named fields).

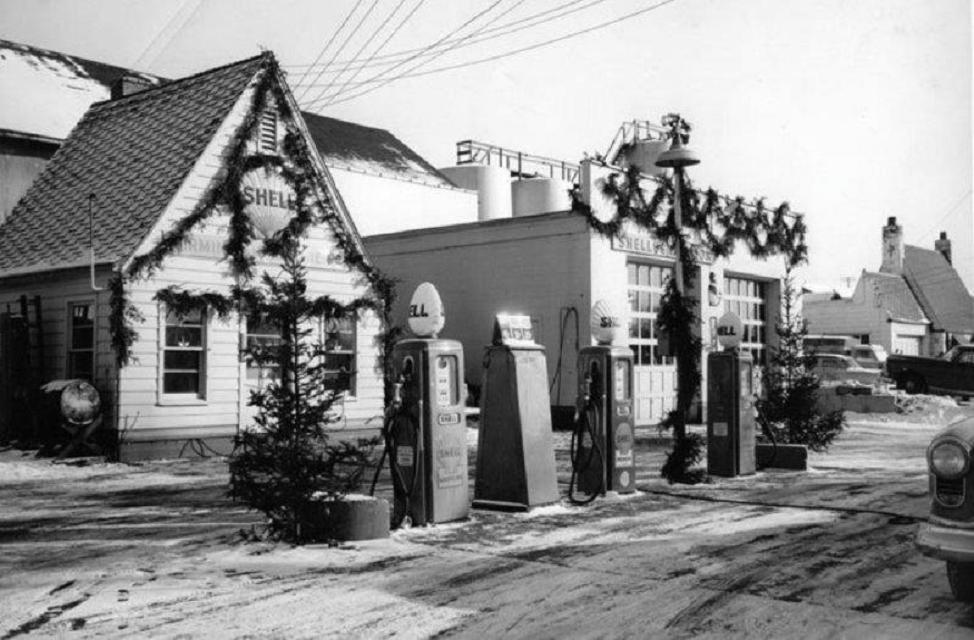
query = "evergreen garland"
xmin=571 ymin=137 xmax=808 ymax=483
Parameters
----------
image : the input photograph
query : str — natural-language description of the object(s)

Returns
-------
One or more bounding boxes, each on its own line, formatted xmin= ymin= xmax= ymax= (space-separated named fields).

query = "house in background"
xmin=0 ymin=38 xmax=477 ymax=232
xmin=803 ymin=217 xmax=974 ymax=356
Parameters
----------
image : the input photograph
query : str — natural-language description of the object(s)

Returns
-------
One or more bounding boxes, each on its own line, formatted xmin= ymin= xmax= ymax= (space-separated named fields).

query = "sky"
xmin=0 ymin=0 xmax=970 ymax=289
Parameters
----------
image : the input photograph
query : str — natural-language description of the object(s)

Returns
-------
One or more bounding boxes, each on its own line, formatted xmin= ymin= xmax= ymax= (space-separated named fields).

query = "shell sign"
xmin=408 ymin=282 xmax=445 ymax=338
xmin=241 ymin=167 xmax=296 ymax=238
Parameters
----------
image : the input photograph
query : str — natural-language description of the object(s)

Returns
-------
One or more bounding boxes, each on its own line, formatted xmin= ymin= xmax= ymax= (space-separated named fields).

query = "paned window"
xmin=162 ymin=307 xmax=206 ymax=396
xmin=322 ymin=317 xmax=356 ymax=394
xmin=67 ymin=302 xmax=95 ymax=380
xmin=245 ymin=315 xmax=282 ymax=389
xmin=723 ymin=276 xmax=768 ymax=365
xmin=627 ymin=261 xmax=674 ymax=366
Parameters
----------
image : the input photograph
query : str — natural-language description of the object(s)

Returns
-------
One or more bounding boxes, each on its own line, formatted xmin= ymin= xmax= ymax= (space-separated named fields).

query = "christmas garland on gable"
xmin=109 ymin=53 xmax=399 ymax=400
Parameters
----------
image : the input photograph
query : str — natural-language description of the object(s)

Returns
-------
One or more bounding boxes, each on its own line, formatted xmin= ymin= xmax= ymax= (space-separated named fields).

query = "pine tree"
xmin=756 ymin=268 xmax=844 ymax=452
xmin=228 ymin=247 xmax=374 ymax=543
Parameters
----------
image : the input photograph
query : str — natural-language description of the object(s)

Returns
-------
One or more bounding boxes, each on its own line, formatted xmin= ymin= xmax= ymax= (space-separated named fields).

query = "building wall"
xmin=0 ymin=265 xmax=119 ymax=436
xmin=0 ymin=136 xmax=58 ymax=225
xmin=327 ymin=167 xmax=478 ymax=237
xmin=365 ymin=212 xmax=592 ymax=406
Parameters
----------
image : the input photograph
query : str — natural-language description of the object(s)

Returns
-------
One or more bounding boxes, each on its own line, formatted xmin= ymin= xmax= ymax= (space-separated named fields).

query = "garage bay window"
xmin=162 ymin=307 xmax=206 ymax=397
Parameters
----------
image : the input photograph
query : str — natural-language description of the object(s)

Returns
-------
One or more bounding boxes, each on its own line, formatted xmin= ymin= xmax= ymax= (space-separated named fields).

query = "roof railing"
xmin=603 ymin=119 xmax=670 ymax=165
xmin=455 ymin=140 xmax=579 ymax=182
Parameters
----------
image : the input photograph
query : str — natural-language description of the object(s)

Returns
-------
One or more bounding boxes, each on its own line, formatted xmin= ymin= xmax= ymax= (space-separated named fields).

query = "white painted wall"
xmin=327 ymin=167 xmax=478 ymax=236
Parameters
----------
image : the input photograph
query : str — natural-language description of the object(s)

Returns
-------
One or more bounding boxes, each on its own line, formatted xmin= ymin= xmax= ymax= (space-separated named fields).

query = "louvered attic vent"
xmin=258 ymin=108 xmax=277 ymax=154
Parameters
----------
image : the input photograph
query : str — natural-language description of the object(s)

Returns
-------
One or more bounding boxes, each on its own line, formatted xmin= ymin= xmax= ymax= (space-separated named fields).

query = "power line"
xmin=289 ymin=0 xmax=597 ymax=78
xmin=304 ymin=0 xmax=383 ymax=105
xmin=915 ymin=188 xmax=972 ymax=243
xmin=320 ymin=0 xmax=526 ymax=107
xmin=310 ymin=0 xmax=413 ymax=107
xmin=312 ymin=0 xmax=680 ymax=108
xmin=132 ymin=0 xmax=204 ymax=70
xmin=296 ymin=0 xmax=365 ymax=100
xmin=303 ymin=0 xmax=505 ymax=109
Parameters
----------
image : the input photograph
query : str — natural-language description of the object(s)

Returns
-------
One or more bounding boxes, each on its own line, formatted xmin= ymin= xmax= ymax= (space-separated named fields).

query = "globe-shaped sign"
xmin=60 ymin=380 xmax=101 ymax=425
xmin=240 ymin=167 xmax=296 ymax=239
xmin=716 ymin=311 xmax=743 ymax=349
xmin=591 ymin=299 xmax=623 ymax=345
xmin=408 ymin=282 xmax=445 ymax=338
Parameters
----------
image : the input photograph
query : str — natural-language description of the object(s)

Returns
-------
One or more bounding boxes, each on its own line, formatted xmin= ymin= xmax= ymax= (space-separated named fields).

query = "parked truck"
xmin=885 ymin=345 xmax=974 ymax=396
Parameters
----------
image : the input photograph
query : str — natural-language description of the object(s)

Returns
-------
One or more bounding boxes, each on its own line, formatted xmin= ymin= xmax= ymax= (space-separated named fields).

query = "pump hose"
xmin=386 ymin=411 xmax=421 ymax=529
xmin=567 ymin=402 xmax=605 ymax=505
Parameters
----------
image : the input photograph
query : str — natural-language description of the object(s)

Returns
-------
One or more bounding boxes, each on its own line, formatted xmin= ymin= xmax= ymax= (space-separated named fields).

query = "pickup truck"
xmin=886 ymin=345 xmax=974 ymax=396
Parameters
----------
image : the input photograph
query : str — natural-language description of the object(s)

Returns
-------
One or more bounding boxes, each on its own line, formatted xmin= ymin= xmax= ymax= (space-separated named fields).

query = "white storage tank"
xmin=620 ymin=139 xmax=667 ymax=178
xmin=439 ymin=165 xmax=512 ymax=221
xmin=511 ymin=178 xmax=572 ymax=217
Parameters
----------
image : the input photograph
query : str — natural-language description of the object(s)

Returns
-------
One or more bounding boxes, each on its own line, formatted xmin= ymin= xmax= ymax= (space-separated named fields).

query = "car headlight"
xmin=929 ymin=440 xmax=970 ymax=479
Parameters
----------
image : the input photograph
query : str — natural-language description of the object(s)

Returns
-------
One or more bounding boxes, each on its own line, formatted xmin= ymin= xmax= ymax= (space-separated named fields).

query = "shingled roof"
xmin=862 ymin=271 xmax=927 ymax=323
xmin=0 ymin=39 xmax=164 ymax=141
xmin=302 ymin=112 xmax=451 ymax=187
xmin=0 ymin=54 xmax=266 ymax=275
xmin=904 ymin=244 xmax=974 ymax=334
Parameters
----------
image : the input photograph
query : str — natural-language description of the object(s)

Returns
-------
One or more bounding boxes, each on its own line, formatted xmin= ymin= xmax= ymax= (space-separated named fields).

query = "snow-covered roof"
xmin=0 ymin=39 xmax=163 ymax=141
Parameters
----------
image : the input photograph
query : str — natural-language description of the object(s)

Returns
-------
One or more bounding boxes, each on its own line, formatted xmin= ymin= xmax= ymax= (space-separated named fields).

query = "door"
xmin=627 ymin=262 xmax=677 ymax=425
xmin=892 ymin=335 xmax=921 ymax=357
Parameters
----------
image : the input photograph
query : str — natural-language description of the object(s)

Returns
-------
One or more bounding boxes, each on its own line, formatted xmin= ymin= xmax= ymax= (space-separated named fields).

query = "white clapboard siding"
xmin=116 ymin=79 xmax=384 ymax=443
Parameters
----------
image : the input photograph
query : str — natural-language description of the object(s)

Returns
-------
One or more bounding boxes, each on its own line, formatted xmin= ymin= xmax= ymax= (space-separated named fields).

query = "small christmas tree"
xmin=756 ymin=268 xmax=844 ymax=452
xmin=229 ymin=247 xmax=374 ymax=543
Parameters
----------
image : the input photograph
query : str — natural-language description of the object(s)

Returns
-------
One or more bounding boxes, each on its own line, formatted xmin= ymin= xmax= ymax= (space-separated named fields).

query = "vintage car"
xmin=886 ymin=344 xmax=974 ymax=397
xmin=849 ymin=344 xmax=888 ymax=370
xmin=916 ymin=417 xmax=974 ymax=601
xmin=810 ymin=353 xmax=882 ymax=387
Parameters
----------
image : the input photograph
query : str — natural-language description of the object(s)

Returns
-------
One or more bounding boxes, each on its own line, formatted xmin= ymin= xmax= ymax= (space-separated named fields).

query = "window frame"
xmin=320 ymin=315 xmax=358 ymax=398
xmin=157 ymin=303 xmax=208 ymax=405
xmin=626 ymin=259 xmax=675 ymax=367
xmin=66 ymin=299 xmax=96 ymax=381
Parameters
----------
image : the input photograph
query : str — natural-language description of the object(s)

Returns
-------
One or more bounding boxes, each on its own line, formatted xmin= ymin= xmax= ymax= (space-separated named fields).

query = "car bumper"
xmin=916 ymin=522 xmax=974 ymax=563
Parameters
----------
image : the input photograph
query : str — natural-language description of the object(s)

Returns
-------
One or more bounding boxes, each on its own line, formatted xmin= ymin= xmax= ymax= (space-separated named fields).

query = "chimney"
xmin=935 ymin=231 xmax=952 ymax=264
xmin=110 ymin=74 xmax=153 ymax=100
xmin=880 ymin=216 xmax=903 ymax=274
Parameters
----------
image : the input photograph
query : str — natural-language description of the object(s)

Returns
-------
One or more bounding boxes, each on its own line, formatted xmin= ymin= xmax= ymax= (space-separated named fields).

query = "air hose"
xmin=369 ymin=381 xmax=422 ymax=529
xmin=568 ymin=400 xmax=605 ymax=505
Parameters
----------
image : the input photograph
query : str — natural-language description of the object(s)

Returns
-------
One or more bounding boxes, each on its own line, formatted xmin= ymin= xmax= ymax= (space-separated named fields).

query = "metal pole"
xmin=672 ymin=168 xmax=685 ymax=296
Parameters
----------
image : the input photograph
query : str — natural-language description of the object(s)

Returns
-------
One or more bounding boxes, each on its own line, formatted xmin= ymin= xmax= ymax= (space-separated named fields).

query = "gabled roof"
xmin=904 ymin=244 xmax=974 ymax=334
xmin=0 ymin=39 xmax=164 ymax=141
xmin=860 ymin=271 xmax=927 ymax=323
xmin=0 ymin=55 xmax=266 ymax=275
xmin=302 ymin=112 xmax=452 ymax=187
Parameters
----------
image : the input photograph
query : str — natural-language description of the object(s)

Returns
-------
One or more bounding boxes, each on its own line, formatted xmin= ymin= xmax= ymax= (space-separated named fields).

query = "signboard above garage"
xmin=611 ymin=221 xmax=714 ymax=264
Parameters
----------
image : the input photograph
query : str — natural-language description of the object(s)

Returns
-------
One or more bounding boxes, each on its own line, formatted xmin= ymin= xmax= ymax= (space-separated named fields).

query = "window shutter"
xmin=258 ymin=108 xmax=277 ymax=154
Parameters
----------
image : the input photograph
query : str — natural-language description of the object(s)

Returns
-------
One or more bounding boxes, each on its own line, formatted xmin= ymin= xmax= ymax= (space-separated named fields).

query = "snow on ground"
xmin=2 ymin=399 xmax=974 ymax=638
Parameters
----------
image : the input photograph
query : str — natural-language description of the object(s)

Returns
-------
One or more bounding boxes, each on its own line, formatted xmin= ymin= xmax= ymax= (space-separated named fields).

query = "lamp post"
xmin=654 ymin=114 xmax=700 ymax=445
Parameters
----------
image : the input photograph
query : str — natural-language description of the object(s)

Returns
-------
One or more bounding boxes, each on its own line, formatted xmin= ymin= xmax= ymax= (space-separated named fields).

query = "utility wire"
xmin=303 ymin=0 xmax=382 ymax=105
xmin=310 ymin=0 xmax=413 ymax=107
xmin=319 ymin=0 xmax=525 ymax=107
xmin=303 ymin=0 xmax=505 ymax=108
xmin=296 ymin=0 xmax=365 ymax=100
xmin=312 ymin=0 xmax=680 ymax=108
xmin=289 ymin=0 xmax=596 ymax=77
xmin=132 ymin=0 xmax=204 ymax=70
xmin=915 ymin=188 xmax=972 ymax=243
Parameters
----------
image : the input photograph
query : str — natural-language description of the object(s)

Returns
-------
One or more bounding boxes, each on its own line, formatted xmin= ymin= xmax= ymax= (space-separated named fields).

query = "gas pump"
xmin=381 ymin=283 xmax=468 ymax=527
xmin=569 ymin=301 xmax=636 ymax=504
xmin=706 ymin=312 xmax=756 ymax=477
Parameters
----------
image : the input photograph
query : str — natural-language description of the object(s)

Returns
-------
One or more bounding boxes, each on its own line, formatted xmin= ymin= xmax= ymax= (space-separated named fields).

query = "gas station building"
xmin=365 ymin=150 xmax=786 ymax=427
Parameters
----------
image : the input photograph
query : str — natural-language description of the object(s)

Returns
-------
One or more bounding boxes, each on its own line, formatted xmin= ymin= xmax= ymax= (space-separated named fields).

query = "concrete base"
xmin=117 ymin=436 xmax=235 ymax=462
xmin=756 ymin=443 xmax=807 ymax=470
xmin=817 ymin=387 xmax=897 ymax=414
xmin=306 ymin=496 xmax=390 ymax=542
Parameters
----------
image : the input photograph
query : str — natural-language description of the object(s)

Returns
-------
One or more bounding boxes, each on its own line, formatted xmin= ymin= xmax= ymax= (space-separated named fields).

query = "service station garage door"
xmin=627 ymin=261 xmax=676 ymax=425
xmin=893 ymin=335 xmax=922 ymax=356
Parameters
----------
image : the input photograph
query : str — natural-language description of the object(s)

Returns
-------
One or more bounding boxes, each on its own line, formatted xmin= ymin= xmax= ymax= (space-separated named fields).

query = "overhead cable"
xmin=296 ymin=0 xmax=366 ymax=100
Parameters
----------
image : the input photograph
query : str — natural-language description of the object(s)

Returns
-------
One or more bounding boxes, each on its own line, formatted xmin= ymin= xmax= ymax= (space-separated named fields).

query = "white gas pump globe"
xmin=716 ymin=311 xmax=744 ymax=349
xmin=590 ymin=299 xmax=624 ymax=345
xmin=408 ymin=282 xmax=445 ymax=338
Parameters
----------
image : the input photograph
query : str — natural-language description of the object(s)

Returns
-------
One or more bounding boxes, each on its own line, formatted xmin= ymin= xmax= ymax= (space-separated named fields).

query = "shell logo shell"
xmin=408 ymin=282 xmax=445 ymax=338
xmin=716 ymin=311 xmax=743 ymax=349
xmin=240 ymin=167 xmax=296 ymax=239
xmin=590 ymin=299 xmax=623 ymax=345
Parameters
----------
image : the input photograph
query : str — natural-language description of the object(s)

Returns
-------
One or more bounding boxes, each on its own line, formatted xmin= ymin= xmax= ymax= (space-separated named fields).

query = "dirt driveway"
xmin=2 ymin=405 xmax=973 ymax=638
